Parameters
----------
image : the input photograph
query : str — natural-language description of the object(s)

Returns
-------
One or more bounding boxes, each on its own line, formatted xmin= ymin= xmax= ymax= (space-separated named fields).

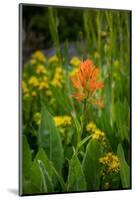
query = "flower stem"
xmin=80 ymin=99 xmax=87 ymax=139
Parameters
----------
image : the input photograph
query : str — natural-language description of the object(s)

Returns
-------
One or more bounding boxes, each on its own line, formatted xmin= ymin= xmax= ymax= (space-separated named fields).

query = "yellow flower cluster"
xmin=51 ymin=67 xmax=64 ymax=88
xmin=28 ymin=76 xmax=39 ymax=87
xmin=53 ymin=116 xmax=71 ymax=127
xmin=91 ymin=129 xmax=105 ymax=141
xmin=31 ymin=91 xmax=37 ymax=97
xmin=32 ymin=51 xmax=46 ymax=63
xmin=86 ymin=121 xmax=106 ymax=144
xmin=28 ymin=75 xmax=49 ymax=90
xmin=33 ymin=112 xmax=41 ymax=126
xmin=38 ymin=81 xmax=49 ymax=90
xmin=36 ymin=65 xmax=47 ymax=74
xmin=48 ymin=55 xmax=59 ymax=64
xmin=86 ymin=121 xmax=97 ymax=133
xmin=99 ymin=152 xmax=120 ymax=174
xmin=22 ymin=81 xmax=29 ymax=94
xmin=22 ymin=81 xmax=30 ymax=99
xmin=70 ymin=57 xmax=81 ymax=66
xmin=45 ymin=90 xmax=52 ymax=97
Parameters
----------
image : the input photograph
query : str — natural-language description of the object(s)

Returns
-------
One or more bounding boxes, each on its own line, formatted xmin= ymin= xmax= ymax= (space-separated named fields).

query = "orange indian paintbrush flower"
xmin=70 ymin=59 xmax=104 ymax=106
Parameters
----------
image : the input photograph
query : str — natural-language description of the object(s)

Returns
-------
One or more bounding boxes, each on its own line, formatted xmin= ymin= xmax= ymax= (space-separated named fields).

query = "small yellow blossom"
xmin=31 ymin=91 xmax=37 ymax=97
xmin=86 ymin=121 xmax=97 ymax=133
xmin=69 ymin=68 xmax=79 ymax=77
xmin=38 ymin=81 xmax=49 ymax=90
xmin=62 ymin=116 xmax=72 ymax=126
xmin=53 ymin=117 xmax=64 ymax=127
xmin=70 ymin=57 xmax=81 ymax=66
xmin=51 ymin=67 xmax=64 ymax=88
xmin=33 ymin=112 xmax=41 ymax=126
xmin=30 ymin=58 xmax=36 ymax=65
xmin=53 ymin=116 xmax=71 ymax=127
xmin=91 ymin=129 xmax=105 ymax=141
xmin=45 ymin=90 xmax=52 ymax=97
xmin=32 ymin=51 xmax=46 ymax=63
xmin=22 ymin=81 xmax=29 ymax=94
xmin=36 ymin=65 xmax=47 ymax=74
xmin=48 ymin=55 xmax=59 ymax=64
xmin=28 ymin=76 xmax=39 ymax=87
xmin=99 ymin=152 xmax=120 ymax=174
xmin=43 ymin=76 xmax=48 ymax=82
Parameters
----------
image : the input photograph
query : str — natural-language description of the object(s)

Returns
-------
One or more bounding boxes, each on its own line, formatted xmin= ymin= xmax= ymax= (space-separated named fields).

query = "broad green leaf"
xmin=67 ymin=154 xmax=86 ymax=192
xmin=38 ymin=160 xmax=53 ymax=193
xmin=30 ymin=148 xmax=52 ymax=193
xmin=117 ymin=144 xmax=130 ymax=188
xmin=82 ymin=139 xmax=103 ymax=190
xmin=39 ymin=106 xmax=63 ymax=174
xmin=22 ymin=135 xmax=32 ymax=179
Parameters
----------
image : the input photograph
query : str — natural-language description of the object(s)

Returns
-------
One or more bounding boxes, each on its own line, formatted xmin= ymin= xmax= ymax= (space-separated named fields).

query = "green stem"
xmin=80 ymin=99 xmax=87 ymax=139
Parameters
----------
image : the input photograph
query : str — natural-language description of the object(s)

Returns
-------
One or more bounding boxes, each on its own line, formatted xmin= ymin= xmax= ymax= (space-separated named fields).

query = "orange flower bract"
xmin=70 ymin=59 xmax=104 ymax=104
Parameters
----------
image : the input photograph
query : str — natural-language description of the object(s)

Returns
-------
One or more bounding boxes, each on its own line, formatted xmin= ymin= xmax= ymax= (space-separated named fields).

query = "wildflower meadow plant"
xmin=20 ymin=5 xmax=131 ymax=196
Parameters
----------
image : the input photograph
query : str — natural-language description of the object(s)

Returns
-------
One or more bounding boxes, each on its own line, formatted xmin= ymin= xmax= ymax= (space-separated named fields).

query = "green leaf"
xmin=30 ymin=148 xmax=52 ymax=193
xmin=50 ymin=85 xmax=71 ymax=114
xmin=67 ymin=154 xmax=86 ymax=192
xmin=77 ymin=135 xmax=91 ymax=150
xmin=39 ymin=106 xmax=63 ymax=174
xmin=22 ymin=135 xmax=32 ymax=179
xmin=38 ymin=160 xmax=53 ymax=193
xmin=51 ymin=165 xmax=67 ymax=192
xmin=82 ymin=139 xmax=103 ymax=190
xmin=22 ymin=178 xmax=37 ymax=195
xmin=117 ymin=144 xmax=130 ymax=188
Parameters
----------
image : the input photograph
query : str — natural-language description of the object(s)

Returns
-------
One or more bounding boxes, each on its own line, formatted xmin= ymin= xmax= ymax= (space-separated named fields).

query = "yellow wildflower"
xmin=99 ymin=152 xmax=120 ymax=174
xmin=51 ymin=67 xmax=64 ymax=88
xmin=32 ymin=51 xmax=46 ymax=63
xmin=42 ymin=76 xmax=48 ymax=82
xmin=70 ymin=57 xmax=81 ymax=66
xmin=36 ymin=65 xmax=47 ymax=74
xmin=62 ymin=116 xmax=72 ymax=126
xmin=69 ymin=68 xmax=79 ymax=77
xmin=92 ymin=129 xmax=105 ymax=141
xmin=22 ymin=81 xmax=29 ymax=94
xmin=31 ymin=91 xmax=37 ymax=97
xmin=53 ymin=116 xmax=71 ymax=127
xmin=33 ymin=112 xmax=41 ymax=126
xmin=45 ymin=90 xmax=52 ymax=97
xmin=30 ymin=58 xmax=36 ymax=65
xmin=53 ymin=116 xmax=64 ymax=127
xmin=38 ymin=81 xmax=49 ymax=90
xmin=48 ymin=55 xmax=59 ymax=64
xmin=86 ymin=121 xmax=97 ymax=133
xmin=28 ymin=76 xmax=39 ymax=87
